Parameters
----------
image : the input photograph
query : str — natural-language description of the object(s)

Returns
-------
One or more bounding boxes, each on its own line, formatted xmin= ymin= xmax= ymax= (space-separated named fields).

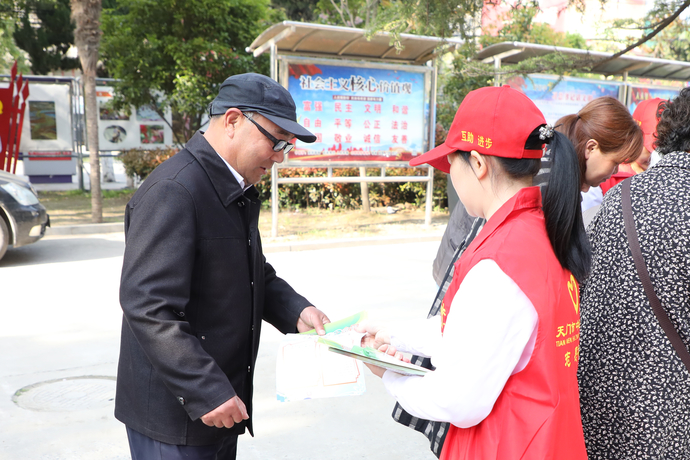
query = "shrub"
xmin=119 ymin=147 xmax=179 ymax=181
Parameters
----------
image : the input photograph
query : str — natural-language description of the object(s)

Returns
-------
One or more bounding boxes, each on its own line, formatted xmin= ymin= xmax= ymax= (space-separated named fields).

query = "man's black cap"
xmin=209 ymin=73 xmax=316 ymax=143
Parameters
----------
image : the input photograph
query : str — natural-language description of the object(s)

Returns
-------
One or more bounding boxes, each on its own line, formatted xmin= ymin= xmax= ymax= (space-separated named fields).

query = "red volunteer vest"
xmin=439 ymin=187 xmax=587 ymax=460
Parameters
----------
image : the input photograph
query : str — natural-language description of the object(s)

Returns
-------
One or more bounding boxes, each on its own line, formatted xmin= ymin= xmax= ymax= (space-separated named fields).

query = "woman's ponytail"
xmin=542 ymin=131 xmax=591 ymax=282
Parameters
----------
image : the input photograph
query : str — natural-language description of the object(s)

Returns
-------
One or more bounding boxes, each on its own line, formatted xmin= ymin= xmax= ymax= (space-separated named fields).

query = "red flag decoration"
xmin=10 ymin=80 xmax=30 ymax=173
xmin=0 ymin=61 xmax=29 ymax=173
xmin=289 ymin=64 xmax=323 ymax=79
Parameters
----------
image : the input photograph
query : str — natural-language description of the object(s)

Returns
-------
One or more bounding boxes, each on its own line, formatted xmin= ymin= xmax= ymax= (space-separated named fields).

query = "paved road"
xmin=0 ymin=234 xmax=440 ymax=460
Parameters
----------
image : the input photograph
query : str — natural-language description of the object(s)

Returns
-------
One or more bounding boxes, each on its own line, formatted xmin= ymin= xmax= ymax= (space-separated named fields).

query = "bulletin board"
xmin=506 ymin=75 xmax=623 ymax=124
xmin=281 ymin=57 xmax=432 ymax=164
xmin=627 ymin=84 xmax=681 ymax=113
xmin=96 ymin=86 xmax=174 ymax=150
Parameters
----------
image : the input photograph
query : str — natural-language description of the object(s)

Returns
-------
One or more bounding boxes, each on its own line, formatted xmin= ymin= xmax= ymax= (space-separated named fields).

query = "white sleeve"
xmin=388 ymin=315 xmax=442 ymax=358
xmin=381 ymin=259 xmax=538 ymax=428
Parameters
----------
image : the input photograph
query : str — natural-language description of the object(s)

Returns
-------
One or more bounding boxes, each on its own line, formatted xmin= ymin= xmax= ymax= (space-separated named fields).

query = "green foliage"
xmin=271 ymin=0 xmax=319 ymax=21
xmin=0 ymin=15 xmax=30 ymax=74
xmin=119 ymin=146 xmax=178 ymax=181
xmin=12 ymin=0 xmax=80 ymax=75
xmin=480 ymin=0 xmax=587 ymax=49
xmin=436 ymin=1 xmax=588 ymax=128
xmin=639 ymin=0 xmax=690 ymax=61
xmin=101 ymin=0 xmax=282 ymax=144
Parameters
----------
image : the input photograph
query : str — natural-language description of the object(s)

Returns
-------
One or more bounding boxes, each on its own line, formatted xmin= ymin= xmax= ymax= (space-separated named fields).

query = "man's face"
xmin=234 ymin=114 xmax=292 ymax=185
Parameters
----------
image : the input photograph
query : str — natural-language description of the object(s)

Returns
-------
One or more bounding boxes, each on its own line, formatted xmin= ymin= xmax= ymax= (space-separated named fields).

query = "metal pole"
xmin=71 ymin=78 xmax=84 ymax=191
xmin=622 ymin=71 xmax=629 ymax=106
xmin=270 ymin=42 xmax=277 ymax=81
xmin=494 ymin=57 xmax=502 ymax=87
xmin=271 ymin=163 xmax=278 ymax=238
xmin=270 ymin=42 xmax=279 ymax=237
xmin=425 ymin=59 xmax=439 ymax=226
xmin=425 ymin=166 xmax=434 ymax=225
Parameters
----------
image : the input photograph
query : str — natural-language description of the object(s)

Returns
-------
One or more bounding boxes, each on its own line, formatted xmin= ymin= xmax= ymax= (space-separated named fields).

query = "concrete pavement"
xmin=0 ymin=233 xmax=442 ymax=460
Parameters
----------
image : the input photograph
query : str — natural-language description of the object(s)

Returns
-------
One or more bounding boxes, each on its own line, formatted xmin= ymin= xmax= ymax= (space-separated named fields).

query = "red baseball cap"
xmin=410 ymin=85 xmax=546 ymax=173
xmin=632 ymin=98 xmax=664 ymax=153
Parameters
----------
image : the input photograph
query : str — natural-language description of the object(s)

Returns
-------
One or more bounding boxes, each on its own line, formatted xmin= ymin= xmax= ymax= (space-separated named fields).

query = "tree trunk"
xmin=71 ymin=0 xmax=103 ymax=223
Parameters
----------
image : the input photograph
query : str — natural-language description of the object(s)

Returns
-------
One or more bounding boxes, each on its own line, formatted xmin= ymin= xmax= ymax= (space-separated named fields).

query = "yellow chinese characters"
xmin=461 ymin=131 xmax=492 ymax=149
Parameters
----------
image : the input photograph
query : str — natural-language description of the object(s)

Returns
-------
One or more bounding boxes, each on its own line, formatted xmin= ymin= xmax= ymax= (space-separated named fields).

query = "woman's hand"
xmin=355 ymin=320 xmax=391 ymax=349
xmin=378 ymin=344 xmax=410 ymax=364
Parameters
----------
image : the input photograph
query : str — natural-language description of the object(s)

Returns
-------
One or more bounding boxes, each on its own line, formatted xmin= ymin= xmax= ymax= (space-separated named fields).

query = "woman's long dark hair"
xmin=458 ymin=128 xmax=591 ymax=282
xmin=541 ymin=130 xmax=591 ymax=282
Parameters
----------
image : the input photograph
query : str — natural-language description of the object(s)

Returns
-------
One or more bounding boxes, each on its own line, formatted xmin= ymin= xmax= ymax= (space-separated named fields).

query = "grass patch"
xmin=38 ymin=189 xmax=136 ymax=226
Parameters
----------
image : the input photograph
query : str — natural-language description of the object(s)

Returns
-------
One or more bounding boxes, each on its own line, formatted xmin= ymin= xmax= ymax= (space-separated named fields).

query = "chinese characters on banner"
xmin=287 ymin=63 xmax=426 ymax=162
xmin=628 ymin=86 xmax=680 ymax=113
xmin=506 ymin=75 xmax=621 ymax=124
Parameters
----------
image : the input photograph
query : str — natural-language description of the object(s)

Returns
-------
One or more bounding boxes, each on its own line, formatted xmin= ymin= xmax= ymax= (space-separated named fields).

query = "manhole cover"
xmin=13 ymin=376 xmax=116 ymax=412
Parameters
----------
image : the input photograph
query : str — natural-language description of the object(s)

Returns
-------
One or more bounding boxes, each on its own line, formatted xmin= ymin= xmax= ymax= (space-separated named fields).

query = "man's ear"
xmin=469 ymin=150 xmax=488 ymax=180
xmin=222 ymin=109 xmax=243 ymax=139
xmin=584 ymin=139 xmax=599 ymax=160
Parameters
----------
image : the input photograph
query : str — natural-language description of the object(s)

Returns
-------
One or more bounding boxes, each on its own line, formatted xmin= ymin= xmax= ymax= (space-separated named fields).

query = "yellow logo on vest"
xmin=567 ymin=274 xmax=579 ymax=315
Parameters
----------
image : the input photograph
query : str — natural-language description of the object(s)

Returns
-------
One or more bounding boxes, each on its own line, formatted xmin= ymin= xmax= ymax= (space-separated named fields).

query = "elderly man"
xmin=115 ymin=73 xmax=329 ymax=460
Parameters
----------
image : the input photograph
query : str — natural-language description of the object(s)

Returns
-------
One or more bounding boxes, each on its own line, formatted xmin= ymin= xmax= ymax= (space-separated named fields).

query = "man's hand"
xmin=200 ymin=395 xmax=249 ymax=429
xmin=296 ymin=306 xmax=330 ymax=335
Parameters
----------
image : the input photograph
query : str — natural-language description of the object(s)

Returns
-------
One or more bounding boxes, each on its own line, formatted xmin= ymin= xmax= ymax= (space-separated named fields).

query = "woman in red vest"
xmin=357 ymin=86 xmax=591 ymax=459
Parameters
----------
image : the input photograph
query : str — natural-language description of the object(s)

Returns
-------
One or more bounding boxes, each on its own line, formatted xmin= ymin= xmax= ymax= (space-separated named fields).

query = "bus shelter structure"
xmin=248 ymin=21 xmax=462 ymax=237
xmin=477 ymin=41 xmax=690 ymax=90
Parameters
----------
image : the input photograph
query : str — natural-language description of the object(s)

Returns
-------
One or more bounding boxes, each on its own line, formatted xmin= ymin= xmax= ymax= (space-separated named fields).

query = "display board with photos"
xmin=97 ymin=86 xmax=174 ymax=150
xmin=283 ymin=60 xmax=431 ymax=163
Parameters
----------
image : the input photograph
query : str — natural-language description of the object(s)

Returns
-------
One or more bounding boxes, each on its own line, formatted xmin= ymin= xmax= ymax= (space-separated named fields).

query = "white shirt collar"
xmin=216 ymin=151 xmax=250 ymax=191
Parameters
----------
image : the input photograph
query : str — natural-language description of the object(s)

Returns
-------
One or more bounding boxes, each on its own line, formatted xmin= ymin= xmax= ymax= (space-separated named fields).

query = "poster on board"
xmin=506 ymin=75 xmax=622 ymax=124
xmin=628 ymin=85 xmax=680 ymax=113
xmin=286 ymin=62 xmax=428 ymax=162
xmin=19 ymin=82 xmax=73 ymax=152
xmin=96 ymin=86 xmax=174 ymax=150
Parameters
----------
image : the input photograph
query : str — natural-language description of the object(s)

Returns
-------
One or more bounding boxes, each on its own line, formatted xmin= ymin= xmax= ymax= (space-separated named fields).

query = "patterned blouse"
xmin=579 ymin=151 xmax=690 ymax=459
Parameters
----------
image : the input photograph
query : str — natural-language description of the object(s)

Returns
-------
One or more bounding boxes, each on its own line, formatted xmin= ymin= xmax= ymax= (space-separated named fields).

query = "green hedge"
xmin=254 ymin=166 xmax=448 ymax=211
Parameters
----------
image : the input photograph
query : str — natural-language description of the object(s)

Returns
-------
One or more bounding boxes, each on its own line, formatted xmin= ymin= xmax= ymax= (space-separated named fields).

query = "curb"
xmin=45 ymin=223 xmax=443 ymax=251
xmin=46 ymin=222 xmax=124 ymax=236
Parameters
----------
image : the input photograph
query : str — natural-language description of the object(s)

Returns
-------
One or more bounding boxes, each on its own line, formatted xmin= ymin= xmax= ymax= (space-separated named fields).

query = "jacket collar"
xmin=467 ymin=186 xmax=542 ymax=252
xmin=654 ymin=151 xmax=690 ymax=172
xmin=185 ymin=131 xmax=257 ymax=205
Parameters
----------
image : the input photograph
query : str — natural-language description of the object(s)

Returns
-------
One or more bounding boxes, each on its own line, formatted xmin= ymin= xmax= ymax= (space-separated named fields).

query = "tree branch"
xmin=591 ymin=0 xmax=690 ymax=69
xmin=329 ymin=0 xmax=349 ymax=26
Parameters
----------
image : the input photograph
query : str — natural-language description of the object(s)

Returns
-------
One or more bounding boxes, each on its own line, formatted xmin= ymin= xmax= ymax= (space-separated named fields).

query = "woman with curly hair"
xmin=578 ymin=87 xmax=690 ymax=459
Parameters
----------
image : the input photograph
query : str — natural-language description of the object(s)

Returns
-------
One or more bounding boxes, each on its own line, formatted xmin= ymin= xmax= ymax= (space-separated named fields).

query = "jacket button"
xmin=177 ymin=396 xmax=186 ymax=405
xmin=238 ymin=201 xmax=245 ymax=207
xmin=201 ymin=335 xmax=206 ymax=340
xmin=247 ymin=365 xmax=251 ymax=373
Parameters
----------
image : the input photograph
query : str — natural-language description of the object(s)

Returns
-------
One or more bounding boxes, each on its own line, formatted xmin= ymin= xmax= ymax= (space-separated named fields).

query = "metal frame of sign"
xmin=266 ymin=55 xmax=437 ymax=237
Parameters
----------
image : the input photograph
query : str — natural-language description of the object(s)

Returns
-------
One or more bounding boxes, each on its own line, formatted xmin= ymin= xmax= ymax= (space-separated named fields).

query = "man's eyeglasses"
xmin=243 ymin=113 xmax=294 ymax=154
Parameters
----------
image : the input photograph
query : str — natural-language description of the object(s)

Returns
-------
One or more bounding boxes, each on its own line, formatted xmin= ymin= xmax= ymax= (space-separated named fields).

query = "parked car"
xmin=0 ymin=170 xmax=50 ymax=260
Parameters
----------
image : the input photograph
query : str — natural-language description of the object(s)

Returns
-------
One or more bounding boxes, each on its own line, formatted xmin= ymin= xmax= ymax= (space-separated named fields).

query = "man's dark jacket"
xmin=115 ymin=132 xmax=311 ymax=446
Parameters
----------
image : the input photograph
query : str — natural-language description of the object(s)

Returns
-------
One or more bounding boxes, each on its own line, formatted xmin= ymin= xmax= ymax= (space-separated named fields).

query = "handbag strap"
xmin=621 ymin=178 xmax=690 ymax=372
